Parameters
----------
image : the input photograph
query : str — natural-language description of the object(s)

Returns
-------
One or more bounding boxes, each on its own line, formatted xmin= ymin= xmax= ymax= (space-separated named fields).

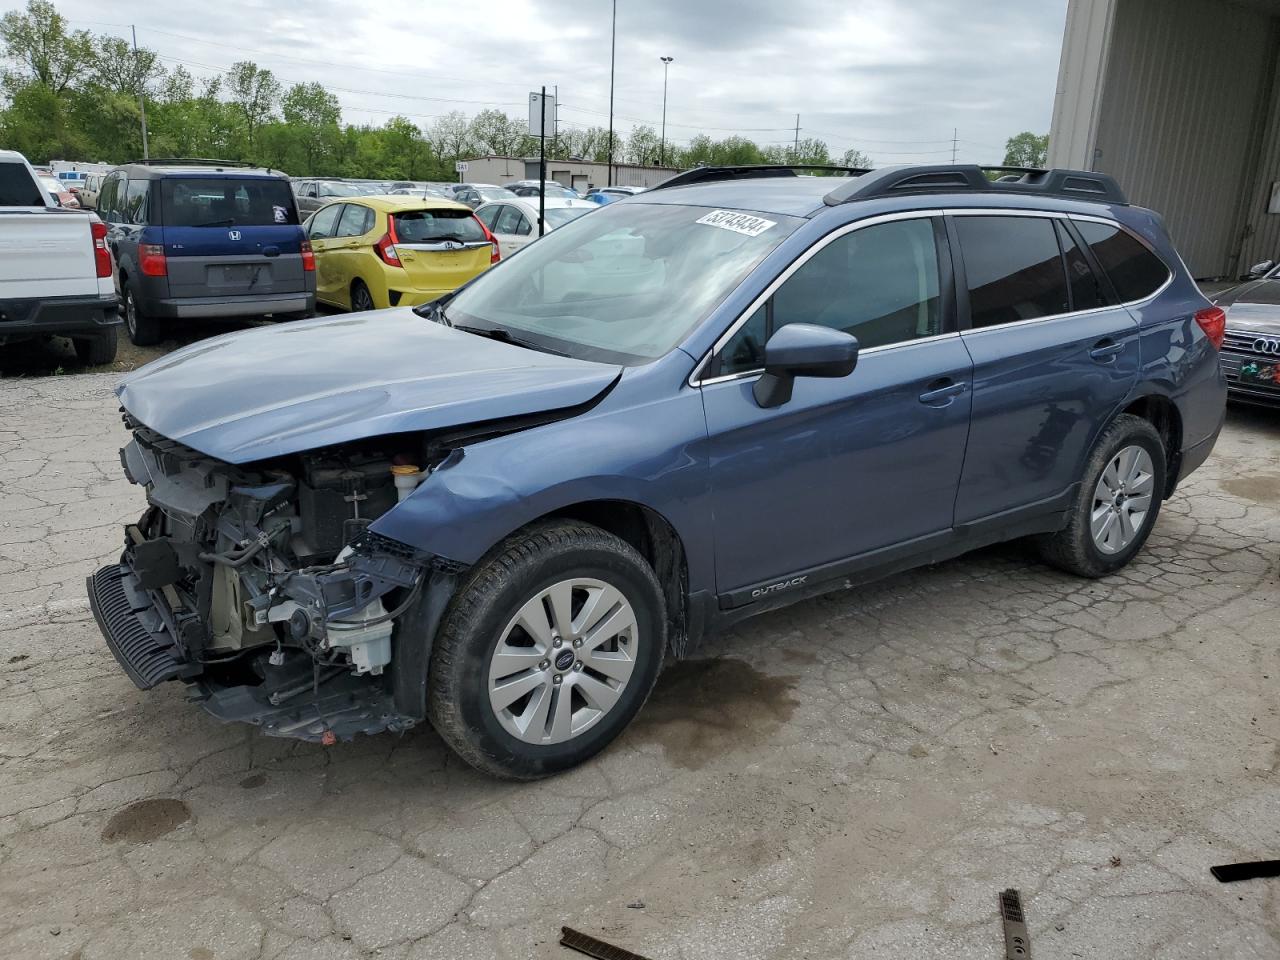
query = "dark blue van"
xmin=97 ymin=161 xmax=317 ymax=345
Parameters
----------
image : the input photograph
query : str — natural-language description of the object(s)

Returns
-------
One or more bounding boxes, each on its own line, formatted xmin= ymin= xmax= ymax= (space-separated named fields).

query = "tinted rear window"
xmin=0 ymin=163 xmax=45 ymax=206
xmin=392 ymin=209 xmax=485 ymax=243
xmin=956 ymin=215 xmax=1071 ymax=328
xmin=161 ymin=177 xmax=299 ymax=228
xmin=1075 ymin=220 xmax=1170 ymax=303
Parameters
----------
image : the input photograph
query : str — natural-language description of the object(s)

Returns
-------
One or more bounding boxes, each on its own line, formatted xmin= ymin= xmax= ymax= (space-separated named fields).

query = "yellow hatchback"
xmin=305 ymin=195 xmax=499 ymax=311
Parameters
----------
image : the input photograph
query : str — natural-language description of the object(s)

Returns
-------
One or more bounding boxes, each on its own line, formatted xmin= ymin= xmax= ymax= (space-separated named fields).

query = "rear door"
xmin=158 ymin=176 xmax=307 ymax=302
xmin=392 ymin=207 xmax=492 ymax=293
xmin=493 ymin=204 xmax=534 ymax=254
xmin=950 ymin=212 xmax=1140 ymax=525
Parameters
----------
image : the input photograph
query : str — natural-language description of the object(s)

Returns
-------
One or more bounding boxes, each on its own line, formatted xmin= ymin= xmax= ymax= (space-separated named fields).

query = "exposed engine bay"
xmin=90 ymin=414 xmax=444 ymax=742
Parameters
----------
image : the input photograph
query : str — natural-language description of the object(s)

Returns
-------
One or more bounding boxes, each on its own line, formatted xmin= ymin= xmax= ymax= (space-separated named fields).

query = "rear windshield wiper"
xmin=193 ymin=218 xmax=235 ymax=227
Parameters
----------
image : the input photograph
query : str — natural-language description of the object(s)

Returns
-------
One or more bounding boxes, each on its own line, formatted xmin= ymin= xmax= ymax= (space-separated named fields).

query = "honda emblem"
xmin=228 ymin=230 xmax=242 ymax=241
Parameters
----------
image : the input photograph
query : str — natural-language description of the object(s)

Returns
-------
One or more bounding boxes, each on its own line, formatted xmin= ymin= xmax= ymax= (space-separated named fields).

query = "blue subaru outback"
xmin=88 ymin=163 xmax=1226 ymax=778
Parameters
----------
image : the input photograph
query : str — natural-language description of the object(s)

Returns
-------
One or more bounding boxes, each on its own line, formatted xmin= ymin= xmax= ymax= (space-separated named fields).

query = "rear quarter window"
xmin=0 ymin=163 xmax=45 ymax=206
xmin=161 ymin=177 xmax=300 ymax=228
xmin=392 ymin=209 xmax=485 ymax=243
xmin=1075 ymin=220 xmax=1171 ymax=303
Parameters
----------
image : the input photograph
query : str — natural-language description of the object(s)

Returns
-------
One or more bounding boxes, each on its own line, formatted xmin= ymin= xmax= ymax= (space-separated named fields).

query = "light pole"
xmin=659 ymin=56 xmax=673 ymax=168
xmin=607 ymin=0 xmax=617 ymax=186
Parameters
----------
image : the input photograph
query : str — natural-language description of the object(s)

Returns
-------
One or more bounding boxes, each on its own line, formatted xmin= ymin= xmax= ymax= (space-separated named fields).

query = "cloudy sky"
xmin=49 ymin=0 xmax=1069 ymax=165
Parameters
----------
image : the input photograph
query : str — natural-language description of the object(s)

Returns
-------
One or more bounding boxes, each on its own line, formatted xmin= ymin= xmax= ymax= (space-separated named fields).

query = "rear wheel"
xmin=72 ymin=327 xmax=117 ymax=365
xmin=1036 ymin=414 xmax=1166 ymax=578
xmin=350 ymin=280 xmax=375 ymax=313
xmin=122 ymin=284 xmax=162 ymax=346
xmin=427 ymin=520 xmax=666 ymax=779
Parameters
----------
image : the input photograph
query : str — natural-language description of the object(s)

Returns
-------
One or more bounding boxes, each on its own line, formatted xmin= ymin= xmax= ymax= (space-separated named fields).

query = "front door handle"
xmin=919 ymin=379 xmax=966 ymax=405
xmin=1090 ymin=339 xmax=1125 ymax=362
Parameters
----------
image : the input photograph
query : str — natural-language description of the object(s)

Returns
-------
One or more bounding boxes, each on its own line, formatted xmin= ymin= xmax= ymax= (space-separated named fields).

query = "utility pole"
xmin=607 ymin=0 xmax=617 ymax=185
xmin=793 ymin=114 xmax=800 ymax=161
xmin=538 ymin=86 xmax=547 ymax=237
xmin=132 ymin=25 xmax=150 ymax=160
xmin=553 ymin=83 xmax=559 ymax=158
xmin=659 ymin=56 xmax=673 ymax=168
xmin=951 ymin=128 xmax=958 ymax=164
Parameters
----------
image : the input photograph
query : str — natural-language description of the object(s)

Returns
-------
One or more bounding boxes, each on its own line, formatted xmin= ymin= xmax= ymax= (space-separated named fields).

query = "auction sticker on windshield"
xmin=696 ymin=209 xmax=777 ymax=237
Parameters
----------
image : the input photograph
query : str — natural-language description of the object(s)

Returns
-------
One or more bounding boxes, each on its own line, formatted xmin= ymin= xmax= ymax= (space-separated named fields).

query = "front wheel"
xmin=1036 ymin=414 xmax=1167 ymax=578
xmin=427 ymin=521 xmax=666 ymax=779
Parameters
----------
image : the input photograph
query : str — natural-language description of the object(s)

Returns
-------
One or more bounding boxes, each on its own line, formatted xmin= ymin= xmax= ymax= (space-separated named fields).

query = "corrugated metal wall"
xmin=1236 ymin=42 xmax=1280 ymax=272
xmin=1094 ymin=0 xmax=1277 ymax=277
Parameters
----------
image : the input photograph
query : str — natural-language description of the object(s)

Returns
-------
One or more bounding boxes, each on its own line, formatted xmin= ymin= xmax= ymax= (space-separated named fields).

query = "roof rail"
xmin=124 ymin=157 xmax=258 ymax=167
xmin=822 ymin=164 xmax=1127 ymax=206
xmin=650 ymin=164 xmax=872 ymax=191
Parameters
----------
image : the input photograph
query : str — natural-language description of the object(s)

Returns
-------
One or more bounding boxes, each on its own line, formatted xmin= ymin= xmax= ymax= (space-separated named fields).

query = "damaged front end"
xmin=87 ymin=415 xmax=447 ymax=742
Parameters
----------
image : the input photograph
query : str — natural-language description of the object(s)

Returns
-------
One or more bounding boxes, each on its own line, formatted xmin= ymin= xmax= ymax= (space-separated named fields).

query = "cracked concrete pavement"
xmin=1 ymin=372 xmax=1278 ymax=960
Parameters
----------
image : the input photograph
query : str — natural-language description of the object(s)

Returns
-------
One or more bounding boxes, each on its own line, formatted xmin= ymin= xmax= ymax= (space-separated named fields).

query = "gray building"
xmin=1050 ymin=0 xmax=1280 ymax=279
xmin=459 ymin=155 xmax=680 ymax=194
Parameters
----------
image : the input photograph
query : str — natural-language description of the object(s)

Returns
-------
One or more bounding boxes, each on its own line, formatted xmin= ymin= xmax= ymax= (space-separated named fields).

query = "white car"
xmin=474 ymin=196 xmax=593 ymax=256
xmin=0 ymin=150 xmax=120 ymax=363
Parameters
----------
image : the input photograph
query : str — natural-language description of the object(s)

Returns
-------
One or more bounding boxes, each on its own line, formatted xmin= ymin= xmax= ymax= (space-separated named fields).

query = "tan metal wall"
xmin=1236 ymin=46 xmax=1280 ymax=271
xmin=1091 ymin=0 xmax=1278 ymax=277
xmin=1048 ymin=0 xmax=1117 ymax=169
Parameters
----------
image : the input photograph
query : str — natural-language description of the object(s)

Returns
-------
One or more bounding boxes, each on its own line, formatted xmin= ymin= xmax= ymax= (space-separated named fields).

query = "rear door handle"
xmin=1090 ymin=339 xmax=1125 ymax=362
xmin=919 ymin=379 xmax=966 ymax=405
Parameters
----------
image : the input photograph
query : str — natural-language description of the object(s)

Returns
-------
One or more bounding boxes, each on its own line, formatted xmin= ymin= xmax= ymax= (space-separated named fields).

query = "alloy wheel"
xmin=487 ymin=577 xmax=639 ymax=745
xmin=1090 ymin=444 xmax=1155 ymax=554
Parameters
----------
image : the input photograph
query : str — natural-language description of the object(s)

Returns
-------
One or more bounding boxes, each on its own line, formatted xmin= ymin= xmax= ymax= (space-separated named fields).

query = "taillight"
xmin=475 ymin=217 xmax=500 ymax=263
xmin=301 ymin=239 xmax=315 ymax=272
xmin=375 ymin=217 xmax=402 ymax=267
xmin=90 ymin=217 xmax=110 ymax=278
xmin=1194 ymin=306 xmax=1226 ymax=350
xmin=139 ymin=242 xmax=166 ymax=277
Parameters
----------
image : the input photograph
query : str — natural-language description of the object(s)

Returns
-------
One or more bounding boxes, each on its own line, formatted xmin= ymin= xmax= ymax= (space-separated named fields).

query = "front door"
xmin=948 ymin=213 xmax=1141 ymax=525
xmin=701 ymin=215 xmax=973 ymax=602
xmin=306 ymin=203 xmax=345 ymax=306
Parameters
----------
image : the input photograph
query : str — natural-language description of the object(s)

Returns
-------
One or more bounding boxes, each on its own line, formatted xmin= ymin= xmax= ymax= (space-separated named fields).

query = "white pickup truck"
xmin=1 ymin=149 xmax=120 ymax=364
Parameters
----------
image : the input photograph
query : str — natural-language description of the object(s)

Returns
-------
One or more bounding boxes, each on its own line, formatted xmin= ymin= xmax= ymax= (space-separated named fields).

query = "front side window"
xmin=955 ymin=215 xmax=1070 ymax=328
xmin=717 ymin=217 xmax=943 ymax=376
xmin=1075 ymin=220 xmax=1170 ymax=303
xmin=446 ymin=201 xmax=801 ymax=363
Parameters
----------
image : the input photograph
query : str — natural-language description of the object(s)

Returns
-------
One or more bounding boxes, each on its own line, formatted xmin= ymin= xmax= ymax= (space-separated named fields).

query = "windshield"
xmin=162 ymin=177 xmax=299 ymax=227
xmin=320 ymin=182 xmax=367 ymax=197
xmin=545 ymin=206 xmax=591 ymax=228
xmin=446 ymin=201 xmax=800 ymax=363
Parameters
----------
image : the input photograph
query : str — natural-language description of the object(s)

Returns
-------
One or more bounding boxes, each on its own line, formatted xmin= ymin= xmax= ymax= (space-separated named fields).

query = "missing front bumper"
xmin=87 ymin=563 xmax=199 ymax=689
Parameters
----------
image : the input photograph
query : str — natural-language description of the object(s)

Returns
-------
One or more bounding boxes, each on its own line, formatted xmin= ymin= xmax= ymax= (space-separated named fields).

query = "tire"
xmin=72 ymin=327 xmax=117 ymax=365
xmin=122 ymin=284 xmax=162 ymax=346
xmin=1035 ymin=414 xmax=1167 ymax=578
xmin=350 ymin=280 xmax=375 ymax=313
xmin=427 ymin=520 xmax=666 ymax=779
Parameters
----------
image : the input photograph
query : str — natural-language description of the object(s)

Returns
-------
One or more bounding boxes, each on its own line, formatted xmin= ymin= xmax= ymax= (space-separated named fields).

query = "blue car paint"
xmin=160 ymin=223 xmax=306 ymax=258
xmin=116 ymin=311 xmax=621 ymax=463
xmin=114 ymin=176 xmax=1226 ymax=619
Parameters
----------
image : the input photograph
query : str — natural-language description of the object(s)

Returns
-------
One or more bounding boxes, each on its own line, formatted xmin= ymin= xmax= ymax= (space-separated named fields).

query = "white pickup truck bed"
xmin=0 ymin=149 xmax=120 ymax=361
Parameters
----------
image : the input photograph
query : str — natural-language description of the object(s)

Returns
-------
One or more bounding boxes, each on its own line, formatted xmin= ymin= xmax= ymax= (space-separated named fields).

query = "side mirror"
xmin=1248 ymin=259 xmax=1275 ymax=279
xmin=752 ymin=323 xmax=859 ymax=408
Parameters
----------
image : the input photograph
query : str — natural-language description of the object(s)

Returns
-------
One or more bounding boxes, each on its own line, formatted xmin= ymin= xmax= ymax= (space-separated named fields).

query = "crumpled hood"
xmin=116 ymin=310 xmax=621 ymax=463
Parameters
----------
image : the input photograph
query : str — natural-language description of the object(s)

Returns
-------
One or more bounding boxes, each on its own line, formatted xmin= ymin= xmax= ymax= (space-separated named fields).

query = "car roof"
xmin=503 ymin=196 xmax=591 ymax=213
xmin=115 ymin=163 xmax=288 ymax=180
xmin=323 ymin=194 xmax=473 ymax=213
xmin=628 ymin=176 xmax=835 ymax=217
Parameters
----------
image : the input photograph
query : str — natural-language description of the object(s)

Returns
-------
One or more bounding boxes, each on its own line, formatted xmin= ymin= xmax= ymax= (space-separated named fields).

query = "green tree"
xmin=88 ymin=35 xmax=163 ymax=97
xmin=282 ymin=81 xmax=341 ymax=174
xmin=423 ymin=110 xmax=475 ymax=165
xmin=0 ymin=0 xmax=93 ymax=95
xmin=469 ymin=108 xmax=530 ymax=157
xmin=224 ymin=61 xmax=281 ymax=154
xmin=841 ymin=147 xmax=872 ymax=168
xmin=0 ymin=80 xmax=86 ymax=160
xmin=624 ymin=125 xmax=661 ymax=166
xmin=1003 ymin=131 xmax=1049 ymax=168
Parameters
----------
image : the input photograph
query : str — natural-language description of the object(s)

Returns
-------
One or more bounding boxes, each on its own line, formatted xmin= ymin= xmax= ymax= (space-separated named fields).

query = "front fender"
xmin=368 ymin=381 xmax=716 ymax=594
